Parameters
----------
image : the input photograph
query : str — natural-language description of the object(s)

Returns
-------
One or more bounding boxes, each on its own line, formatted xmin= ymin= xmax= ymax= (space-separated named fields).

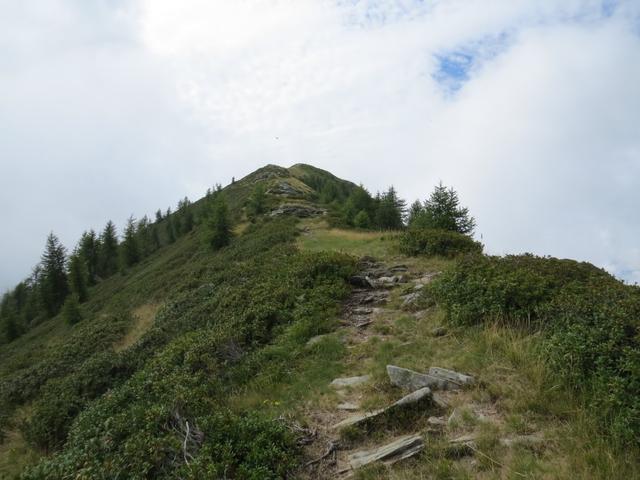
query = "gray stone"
xmin=270 ymin=204 xmax=326 ymax=218
xmin=386 ymin=365 xmax=450 ymax=391
xmin=427 ymin=416 xmax=447 ymax=427
xmin=428 ymin=367 xmax=475 ymax=387
xmin=267 ymin=181 xmax=305 ymax=197
xmin=349 ymin=275 xmax=374 ymax=288
xmin=431 ymin=327 xmax=447 ymax=337
xmin=348 ymin=434 xmax=424 ymax=469
xmin=330 ymin=375 xmax=371 ymax=388
xmin=332 ymin=387 xmax=432 ymax=430
xmin=337 ymin=402 xmax=360 ymax=411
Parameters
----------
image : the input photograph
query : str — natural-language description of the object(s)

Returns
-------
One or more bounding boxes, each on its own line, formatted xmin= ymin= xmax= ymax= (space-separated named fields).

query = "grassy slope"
xmin=294 ymin=220 xmax=639 ymax=480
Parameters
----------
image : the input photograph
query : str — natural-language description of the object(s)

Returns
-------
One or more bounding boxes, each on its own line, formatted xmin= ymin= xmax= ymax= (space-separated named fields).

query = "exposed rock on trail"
xmin=347 ymin=434 xmax=424 ymax=470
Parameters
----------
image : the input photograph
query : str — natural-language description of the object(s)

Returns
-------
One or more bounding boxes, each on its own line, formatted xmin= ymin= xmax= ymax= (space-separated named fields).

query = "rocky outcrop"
xmin=386 ymin=365 xmax=475 ymax=391
xmin=332 ymin=387 xmax=433 ymax=430
xmin=270 ymin=204 xmax=326 ymax=218
xmin=347 ymin=434 xmax=424 ymax=469
xmin=267 ymin=181 xmax=306 ymax=197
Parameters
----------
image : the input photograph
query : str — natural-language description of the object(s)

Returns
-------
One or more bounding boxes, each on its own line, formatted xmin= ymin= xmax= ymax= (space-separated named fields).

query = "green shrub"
xmin=399 ymin=228 xmax=482 ymax=257
xmin=429 ymin=253 xmax=640 ymax=445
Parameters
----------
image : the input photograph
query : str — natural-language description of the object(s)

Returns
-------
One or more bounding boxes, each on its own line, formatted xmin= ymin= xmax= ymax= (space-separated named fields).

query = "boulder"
xmin=332 ymin=387 xmax=432 ymax=430
xmin=330 ymin=375 xmax=371 ymax=388
xmin=349 ymin=275 xmax=374 ymax=288
xmin=267 ymin=181 xmax=305 ymax=197
xmin=386 ymin=365 xmax=449 ymax=391
xmin=348 ymin=434 xmax=424 ymax=469
xmin=428 ymin=367 xmax=475 ymax=387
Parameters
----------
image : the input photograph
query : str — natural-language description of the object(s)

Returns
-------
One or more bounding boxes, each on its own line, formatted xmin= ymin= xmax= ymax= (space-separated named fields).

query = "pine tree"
xmin=78 ymin=230 xmax=99 ymax=285
xmin=165 ymin=208 xmax=176 ymax=244
xmin=208 ymin=195 xmax=232 ymax=250
xmin=137 ymin=215 xmax=154 ymax=257
xmin=40 ymin=232 xmax=69 ymax=317
xmin=121 ymin=216 xmax=140 ymax=268
xmin=68 ymin=251 xmax=89 ymax=302
xmin=151 ymin=224 xmax=161 ymax=251
xmin=353 ymin=210 xmax=371 ymax=229
xmin=98 ymin=221 xmax=119 ymax=278
xmin=374 ymin=186 xmax=406 ymax=230
xmin=178 ymin=197 xmax=194 ymax=234
xmin=414 ymin=183 xmax=476 ymax=235
xmin=155 ymin=209 xmax=163 ymax=223
xmin=61 ymin=294 xmax=83 ymax=325
xmin=407 ymin=200 xmax=424 ymax=226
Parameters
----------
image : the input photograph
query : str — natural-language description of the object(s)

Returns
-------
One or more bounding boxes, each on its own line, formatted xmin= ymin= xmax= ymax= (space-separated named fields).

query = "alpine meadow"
xmin=1 ymin=164 xmax=639 ymax=479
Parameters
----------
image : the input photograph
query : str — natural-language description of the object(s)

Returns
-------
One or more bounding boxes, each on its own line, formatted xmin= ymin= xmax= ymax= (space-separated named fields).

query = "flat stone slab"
xmin=337 ymin=402 xmax=360 ymax=411
xmin=428 ymin=367 xmax=475 ymax=386
xmin=387 ymin=365 xmax=450 ymax=391
xmin=330 ymin=375 xmax=371 ymax=388
xmin=348 ymin=434 xmax=424 ymax=469
xmin=332 ymin=387 xmax=432 ymax=430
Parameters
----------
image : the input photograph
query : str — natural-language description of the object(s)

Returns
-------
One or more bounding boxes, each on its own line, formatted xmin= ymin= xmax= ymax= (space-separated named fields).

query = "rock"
xmin=428 ymin=367 xmax=475 ymax=387
xmin=386 ymin=365 xmax=449 ymax=391
xmin=270 ymin=204 xmax=326 ymax=218
xmin=449 ymin=433 xmax=477 ymax=445
xmin=349 ymin=275 xmax=373 ymax=288
xmin=446 ymin=434 xmax=477 ymax=458
xmin=431 ymin=326 xmax=447 ymax=337
xmin=330 ymin=375 xmax=371 ymax=388
xmin=337 ymin=402 xmax=360 ymax=411
xmin=427 ymin=416 xmax=447 ymax=427
xmin=390 ymin=265 xmax=408 ymax=273
xmin=352 ymin=307 xmax=373 ymax=315
xmin=401 ymin=292 xmax=421 ymax=309
xmin=332 ymin=388 xmax=432 ymax=430
xmin=267 ymin=181 xmax=305 ymax=197
xmin=348 ymin=434 xmax=424 ymax=470
xmin=432 ymin=392 xmax=449 ymax=409
xmin=306 ymin=334 xmax=328 ymax=347
xmin=391 ymin=387 xmax=432 ymax=407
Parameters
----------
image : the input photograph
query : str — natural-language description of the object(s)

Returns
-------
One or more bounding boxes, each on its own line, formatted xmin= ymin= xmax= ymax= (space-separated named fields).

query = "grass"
xmin=114 ymin=303 xmax=161 ymax=352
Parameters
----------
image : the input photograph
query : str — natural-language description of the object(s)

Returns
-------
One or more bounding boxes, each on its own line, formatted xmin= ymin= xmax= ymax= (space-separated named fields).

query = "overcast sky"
xmin=1 ymin=0 xmax=640 ymax=291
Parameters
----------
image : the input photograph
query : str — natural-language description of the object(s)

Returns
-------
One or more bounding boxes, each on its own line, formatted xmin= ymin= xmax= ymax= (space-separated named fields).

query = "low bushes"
xmin=429 ymin=253 xmax=640 ymax=445
xmin=399 ymin=228 xmax=482 ymax=257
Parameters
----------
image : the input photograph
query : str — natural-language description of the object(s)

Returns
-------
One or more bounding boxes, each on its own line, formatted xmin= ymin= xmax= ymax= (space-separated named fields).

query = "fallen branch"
xmin=305 ymin=440 xmax=338 ymax=467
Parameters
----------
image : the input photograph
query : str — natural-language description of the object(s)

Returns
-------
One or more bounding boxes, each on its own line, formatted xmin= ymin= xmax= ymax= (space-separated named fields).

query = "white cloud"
xmin=1 ymin=0 xmax=640 ymax=290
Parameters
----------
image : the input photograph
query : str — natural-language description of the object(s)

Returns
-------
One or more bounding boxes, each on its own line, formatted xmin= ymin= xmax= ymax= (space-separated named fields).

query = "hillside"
xmin=1 ymin=164 xmax=639 ymax=479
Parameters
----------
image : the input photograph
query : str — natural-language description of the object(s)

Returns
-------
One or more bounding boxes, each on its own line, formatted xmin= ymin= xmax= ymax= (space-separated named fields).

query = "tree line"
xmin=0 ymin=188 xmax=230 ymax=343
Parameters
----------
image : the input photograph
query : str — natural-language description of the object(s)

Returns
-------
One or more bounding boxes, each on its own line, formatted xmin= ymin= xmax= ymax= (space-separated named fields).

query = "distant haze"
xmin=2 ymin=1 xmax=640 ymax=291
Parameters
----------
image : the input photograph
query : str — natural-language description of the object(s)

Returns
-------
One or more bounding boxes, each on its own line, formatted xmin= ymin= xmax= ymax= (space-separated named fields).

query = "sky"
xmin=1 ymin=0 xmax=640 ymax=291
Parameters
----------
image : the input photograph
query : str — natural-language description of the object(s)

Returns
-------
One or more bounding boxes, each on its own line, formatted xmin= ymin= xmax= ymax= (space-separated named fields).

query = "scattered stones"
xmin=428 ymin=367 xmax=475 ymax=387
xmin=348 ymin=434 xmax=424 ymax=470
xmin=386 ymin=365 xmax=449 ymax=391
xmin=401 ymin=292 xmax=421 ymax=309
xmin=267 ymin=181 xmax=306 ymax=197
xmin=270 ymin=204 xmax=326 ymax=218
xmin=330 ymin=375 xmax=371 ymax=388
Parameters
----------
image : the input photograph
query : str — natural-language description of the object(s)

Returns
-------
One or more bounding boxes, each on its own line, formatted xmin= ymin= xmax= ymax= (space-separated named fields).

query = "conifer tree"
xmin=178 ymin=197 xmax=194 ymax=234
xmin=155 ymin=209 xmax=163 ymax=223
xmin=78 ymin=230 xmax=99 ymax=285
xmin=413 ymin=183 xmax=476 ymax=235
xmin=165 ymin=208 xmax=176 ymax=244
xmin=121 ymin=216 xmax=140 ymax=268
xmin=61 ymin=294 xmax=83 ymax=325
xmin=208 ymin=195 xmax=232 ymax=250
xmin=374 ymin=186 xmax=406 ymax=230
xmin=151 ymin=224 xmax=161 ymax=251
xmin=40 ymin=232 xmax=69 ymax=317
xmin=98 ymin=221 xmax=119 ymax=278
xmin=353 ymin=210 xmax=371 ymax=229
xmin=407 ymin=200 xmax=424 ymax=226
xmin=68 ymin=251 xmax=89 ymax=302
